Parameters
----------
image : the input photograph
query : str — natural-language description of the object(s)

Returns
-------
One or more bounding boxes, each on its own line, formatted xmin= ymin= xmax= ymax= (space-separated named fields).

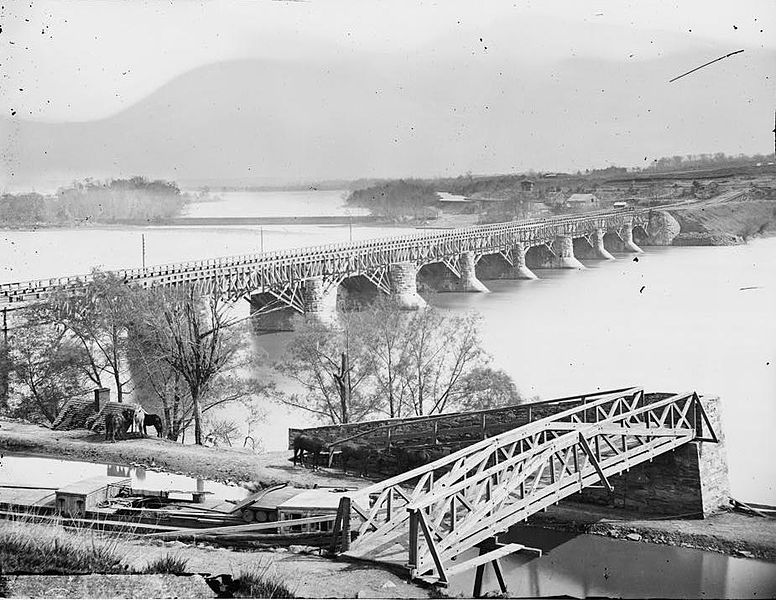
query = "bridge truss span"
xmin=333 ymin=387 xmax=719 ymax=586
xmin=0 ymin=208 xmax=651 ymax=308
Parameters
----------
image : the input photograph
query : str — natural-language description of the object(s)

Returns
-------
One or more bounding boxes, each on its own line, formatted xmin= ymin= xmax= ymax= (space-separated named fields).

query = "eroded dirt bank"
xmin=668 ymin=199 xmax=776 ymax=245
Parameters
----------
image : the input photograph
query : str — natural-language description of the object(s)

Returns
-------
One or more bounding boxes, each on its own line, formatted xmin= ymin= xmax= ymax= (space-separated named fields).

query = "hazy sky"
xmin=4 ymin=0 xmax=774 ymax=122
xmin=1 ymin=1 xmax=774 ymax=185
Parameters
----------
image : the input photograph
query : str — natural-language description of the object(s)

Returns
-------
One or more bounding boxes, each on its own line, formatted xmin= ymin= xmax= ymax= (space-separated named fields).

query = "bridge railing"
xmin=321 ymin=386 xmax=644 ymax=457
xmin=0 ymin=207 xmax=652 ymax=304
xmin=336 ymin=388 xmax=717 ymax=584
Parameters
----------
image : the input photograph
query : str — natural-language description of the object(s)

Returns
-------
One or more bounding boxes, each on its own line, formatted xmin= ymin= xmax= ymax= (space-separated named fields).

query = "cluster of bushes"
xmin=0 ymin=176 xmax=190 ymax=226
xmin=347 ymin=180 xmax=440 ymax=221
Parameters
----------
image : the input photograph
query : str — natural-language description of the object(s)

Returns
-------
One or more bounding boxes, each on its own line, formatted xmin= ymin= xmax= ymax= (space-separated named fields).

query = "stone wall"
xmin=575 ymin=396 xmax=729 ymax=517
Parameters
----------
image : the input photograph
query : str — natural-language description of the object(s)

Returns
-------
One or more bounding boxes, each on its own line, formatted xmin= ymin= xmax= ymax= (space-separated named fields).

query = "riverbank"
xmin=0 ymin=418 xmax=369 ymax=491
xmin=668 ymin=199 xmax=776 ymax=246
xmin=2 ymin=418 xmax=774 ymax=565
xmin=528 ymin=501 xmax=776 ymax=563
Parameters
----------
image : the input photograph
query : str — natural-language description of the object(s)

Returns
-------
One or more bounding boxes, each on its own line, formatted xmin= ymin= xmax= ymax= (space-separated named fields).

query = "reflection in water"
xmin=447 ymin=526 xmax=776 ymax=598
xmin=1 ymin=454 xmax=247 ymax=501
xmin=106 ymin=464 xmax=132 ymax=478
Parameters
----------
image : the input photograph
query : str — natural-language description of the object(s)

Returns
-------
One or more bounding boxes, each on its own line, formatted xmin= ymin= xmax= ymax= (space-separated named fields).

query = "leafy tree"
xmin=7 ymin=322 xmax=86 ymax=424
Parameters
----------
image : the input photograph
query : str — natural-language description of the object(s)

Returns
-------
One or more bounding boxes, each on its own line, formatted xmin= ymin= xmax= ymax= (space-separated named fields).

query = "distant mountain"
xmin=2 ymin=42 xmax=774 ymax=190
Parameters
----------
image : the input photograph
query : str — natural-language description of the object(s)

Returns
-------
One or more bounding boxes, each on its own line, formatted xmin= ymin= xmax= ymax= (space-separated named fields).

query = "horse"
xmin=386 ymin=446 xmax=451 ymax=473
xmin=292 ymin=434 xmax=328 ymax=468
xmin=340 ymin=441 xmax=378 ymax=477
xmin=142 ymin=413 xmax=164 ymax=437
xmin=132 ymin=405 xmax=147 ymax=436
xmin=104 ymin=409 xmax=134 ymax=442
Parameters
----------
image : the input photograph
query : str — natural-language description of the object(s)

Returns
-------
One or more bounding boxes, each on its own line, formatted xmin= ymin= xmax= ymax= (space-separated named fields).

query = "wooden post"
xmin=472 ymin=545 xmax=488 ymax=598
xmin=339 ymin=496 xmax=351 ymax=552
xmin=408 ymin=509 xmax=419 ymax=570
xmin=491 ymin=558 xmax=507 ymax=595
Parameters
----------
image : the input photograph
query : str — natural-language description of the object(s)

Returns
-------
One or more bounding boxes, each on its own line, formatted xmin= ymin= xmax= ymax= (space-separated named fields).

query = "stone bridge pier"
xmin=555 ymin=235 xmax=586 ymax=269
xmin=458 ymin=251 xmax=489 ymax=293
xmin=390 ymin=262 xmax=427 ymax=310
xmin=574 ymin=228 xmax=616 ymax=261
xmin=604 ymin=221 xmax=644 ymax=253
xmin=510 ymin=243 xmax=538 ymax=279
xmin=303 ymin=276 xmax=339 ymax=323
xmin=525 ymin=236 xmax=585 ymax=270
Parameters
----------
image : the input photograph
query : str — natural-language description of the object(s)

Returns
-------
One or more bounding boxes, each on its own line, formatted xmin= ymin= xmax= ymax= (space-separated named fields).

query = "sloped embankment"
xmin=669 ymin=200 xmax=776 ymax=245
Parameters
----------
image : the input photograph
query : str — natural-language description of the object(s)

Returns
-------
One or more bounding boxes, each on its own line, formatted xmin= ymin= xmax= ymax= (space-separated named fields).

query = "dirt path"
xmin=121 ymin=538 xmax=428 ymax=599
xmin=0 ymin=419 xmax=370 ymax=490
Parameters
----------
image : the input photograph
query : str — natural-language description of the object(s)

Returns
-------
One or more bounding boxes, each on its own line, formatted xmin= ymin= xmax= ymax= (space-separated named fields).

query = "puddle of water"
xmin=0 ymin=454 xmax=249 ymax=501
xmin=447 ymin=525 xmax=776 ymax=598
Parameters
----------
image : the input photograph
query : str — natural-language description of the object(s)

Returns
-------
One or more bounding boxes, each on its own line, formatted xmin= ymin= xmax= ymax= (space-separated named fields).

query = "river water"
xmin=0 ymin=453 xmax=248 ymax=501
xmin=448 ymin=526 xmax=776 ymax=598
xmin=1 ymin=190 xmax=774 ymax=506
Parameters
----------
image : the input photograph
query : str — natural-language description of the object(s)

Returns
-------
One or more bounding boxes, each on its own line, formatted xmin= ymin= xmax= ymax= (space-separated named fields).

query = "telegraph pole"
xmin=1 ymin=307 xmax=8 ymax=410
xmin=141 ymin=234 xmax=146 ymax=269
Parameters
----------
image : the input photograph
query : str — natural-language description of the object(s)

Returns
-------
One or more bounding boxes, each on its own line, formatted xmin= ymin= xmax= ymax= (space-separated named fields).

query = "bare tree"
xmin=273 ymin=315 xmax=375 ymax=424
xmin=131 ymin=285 xmax=264 ymax=445
xmin=45 ymin=270 xmax=134 ymax=402
xmin=274 ymin=303 xmax=523 ymax=423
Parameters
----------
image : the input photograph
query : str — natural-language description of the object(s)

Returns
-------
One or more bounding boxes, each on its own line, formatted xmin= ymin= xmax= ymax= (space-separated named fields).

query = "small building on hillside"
xmin=519 ymin=178 xmax=535 ymax=192
xmin=566 ymin=193 xmax=600 ymax=208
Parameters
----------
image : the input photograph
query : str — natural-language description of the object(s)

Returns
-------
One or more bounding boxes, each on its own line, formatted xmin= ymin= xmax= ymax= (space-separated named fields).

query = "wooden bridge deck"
xmin=328 ymin=387 xmax=718 ymax=585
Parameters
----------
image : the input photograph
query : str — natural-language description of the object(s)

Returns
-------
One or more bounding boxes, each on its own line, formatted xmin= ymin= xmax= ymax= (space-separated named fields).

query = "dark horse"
xmin=104 ymin=409 xmax=134 ymax=442
xmin=142 ymin=413 xmax=164 ymax=437
xmin=340 ymin=441 xmax=378 ymax=477
xmin=293 ymin=434 xmax=328 ymax=468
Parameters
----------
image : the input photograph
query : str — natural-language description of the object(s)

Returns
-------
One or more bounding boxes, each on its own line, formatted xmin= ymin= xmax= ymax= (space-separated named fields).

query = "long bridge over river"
xmin=0 ymin=207 xmax=659 ymax=319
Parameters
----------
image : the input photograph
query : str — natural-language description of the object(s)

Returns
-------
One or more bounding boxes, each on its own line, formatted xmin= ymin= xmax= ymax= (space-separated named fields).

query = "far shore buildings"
xmin=565 ymin=193 xmax=600 ymax=209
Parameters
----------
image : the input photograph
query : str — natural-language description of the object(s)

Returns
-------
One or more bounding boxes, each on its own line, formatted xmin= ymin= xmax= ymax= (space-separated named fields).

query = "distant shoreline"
xmin=0 ymin=215 xmax=381 ymax=230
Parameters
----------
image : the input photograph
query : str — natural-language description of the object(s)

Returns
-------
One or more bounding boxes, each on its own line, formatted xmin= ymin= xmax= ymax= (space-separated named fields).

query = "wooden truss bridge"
xmin=329 ymin=387 xmax=719 ymax=591
xmin=0 ymin=207 xmax=651 ymax=308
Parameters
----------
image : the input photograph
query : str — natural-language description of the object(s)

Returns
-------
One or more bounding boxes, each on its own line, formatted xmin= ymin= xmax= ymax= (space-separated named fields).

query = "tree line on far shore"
xmin=0 ymin=273 xmax=528 ymax=446
xmin=0 ymin=177 xmax=191 ymax=226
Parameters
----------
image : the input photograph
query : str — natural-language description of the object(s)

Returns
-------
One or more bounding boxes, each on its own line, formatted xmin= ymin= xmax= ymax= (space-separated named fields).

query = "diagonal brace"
xmin=578 ymin=433 xmax=613 ymax=493
xmin=692 ymin=393 xmax=719 ymax=443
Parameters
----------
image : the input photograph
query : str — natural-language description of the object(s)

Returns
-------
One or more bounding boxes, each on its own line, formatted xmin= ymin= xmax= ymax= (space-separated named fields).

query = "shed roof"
xmin=567 ymin=193 xmax=599 ymax=203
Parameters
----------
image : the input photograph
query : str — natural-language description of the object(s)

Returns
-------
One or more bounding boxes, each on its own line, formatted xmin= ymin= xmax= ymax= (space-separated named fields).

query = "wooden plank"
xmin=446 ymin=543 xmax=531 ymax=577
xmin=147 ymin=514 xmax=336 ymax=538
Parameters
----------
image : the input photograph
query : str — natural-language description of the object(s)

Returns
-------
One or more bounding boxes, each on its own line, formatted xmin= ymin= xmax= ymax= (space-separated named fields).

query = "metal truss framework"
xmin=0 ymin=208 xmax=651 ymax=308
xmin=333 ymin=388 xmax=717 ymax=586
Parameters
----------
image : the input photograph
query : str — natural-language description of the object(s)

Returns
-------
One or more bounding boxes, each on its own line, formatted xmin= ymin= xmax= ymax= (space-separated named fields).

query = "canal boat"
xmin=0 ymin=476 xmax=347 ymax=546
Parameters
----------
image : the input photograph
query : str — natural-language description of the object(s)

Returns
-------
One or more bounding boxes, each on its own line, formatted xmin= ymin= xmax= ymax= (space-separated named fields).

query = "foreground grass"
xmin=233 ymin=562 xmax=296 ymax=599
xmin=0 ymin=520 xmax=191 ymax=576
xmin=140 ymin=553 xmax=189 ymax=575
xmin=0 ymin=519 xmax=127 ymax=575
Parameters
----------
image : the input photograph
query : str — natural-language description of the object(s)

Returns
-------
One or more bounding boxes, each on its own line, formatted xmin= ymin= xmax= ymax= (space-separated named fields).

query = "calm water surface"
xmin=448 ymin=526 xmax=776 ymax=598
xmin=0 ymin=453 xmax=248 ymax=501
xmin=182 ymin=189 xmax=369 ymax=218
